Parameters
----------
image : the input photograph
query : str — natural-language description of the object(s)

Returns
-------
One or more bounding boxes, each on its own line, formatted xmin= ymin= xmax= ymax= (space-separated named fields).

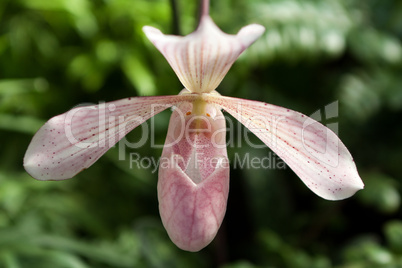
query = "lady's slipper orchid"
xmin=24 ymin=0 xmax=363 ymax=252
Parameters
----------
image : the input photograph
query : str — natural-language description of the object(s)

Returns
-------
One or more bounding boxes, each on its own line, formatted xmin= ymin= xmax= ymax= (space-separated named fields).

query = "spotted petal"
xmin=143 ymin=16 xmax=265 ymax=93
xmin=24 ymin=95 xmax=196 ymax=181
xmin=206 ymin=95 xmax=364 ymax=200
xmin=158 ymin=101 xmax=229 ymax=251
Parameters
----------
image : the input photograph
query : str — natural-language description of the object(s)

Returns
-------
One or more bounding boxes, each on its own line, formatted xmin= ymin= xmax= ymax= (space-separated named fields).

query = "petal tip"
xmin=142 ymin=26 xmax=163 ymax=42
xmin=325 ymin=179 xmax=365 ymax=201
xmin=237 ymin=24 xmax=265 ymax=46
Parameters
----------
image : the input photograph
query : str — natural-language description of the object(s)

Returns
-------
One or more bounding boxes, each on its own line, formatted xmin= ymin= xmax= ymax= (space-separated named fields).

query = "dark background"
xmin=1 ymin=0 xmax=402 ymax=267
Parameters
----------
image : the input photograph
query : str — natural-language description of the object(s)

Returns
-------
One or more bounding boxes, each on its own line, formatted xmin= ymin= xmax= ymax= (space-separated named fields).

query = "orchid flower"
xmin=23 ymin=0 xmax=363 ymax=252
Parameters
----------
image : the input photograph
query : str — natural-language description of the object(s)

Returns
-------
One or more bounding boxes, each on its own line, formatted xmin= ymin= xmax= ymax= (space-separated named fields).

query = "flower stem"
xmin=200 ymin=0 xmax=209 ymax=18
xmin=197 ymin=0 xmax=210 ymax=28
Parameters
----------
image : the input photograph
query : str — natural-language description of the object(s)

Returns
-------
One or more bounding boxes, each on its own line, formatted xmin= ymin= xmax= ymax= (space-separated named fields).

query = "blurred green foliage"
xmin=1 ymin=0 xmax=402 ymax=267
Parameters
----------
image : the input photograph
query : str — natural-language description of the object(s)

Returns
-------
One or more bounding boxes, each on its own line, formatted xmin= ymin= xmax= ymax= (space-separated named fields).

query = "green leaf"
xmin=357 ymin=173 xmax=400 ymax=214
xmin=122 ymin=52 xmax=157 ymax=96
xmin=384 ymin=221 xmax=402 ymax=253
xmin=0 ymin=114 xmax=44 ymax=134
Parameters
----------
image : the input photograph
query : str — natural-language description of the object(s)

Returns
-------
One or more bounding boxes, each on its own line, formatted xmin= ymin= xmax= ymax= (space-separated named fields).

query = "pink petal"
xmin=158 ymin=101 xmax=229 ymax=251
xmin=24 ymin=95 xmax=196 ymax=181
xmin=205 ymin=95 xmax=364 ymax=200
xmin=143 ymin=16 xmax=265 ymax=94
